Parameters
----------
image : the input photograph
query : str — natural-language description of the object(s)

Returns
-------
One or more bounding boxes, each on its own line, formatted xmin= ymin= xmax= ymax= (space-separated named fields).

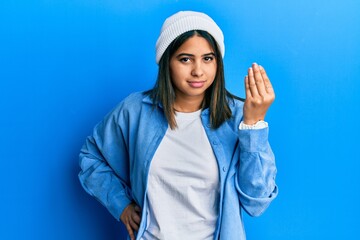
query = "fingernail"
xmin=253 ymin=62 xmax=258 ymax=66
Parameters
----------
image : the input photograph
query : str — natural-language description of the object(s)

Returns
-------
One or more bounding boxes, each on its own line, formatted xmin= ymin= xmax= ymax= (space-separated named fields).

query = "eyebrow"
xmin=175 ymin=52 xmax=216 ymax=58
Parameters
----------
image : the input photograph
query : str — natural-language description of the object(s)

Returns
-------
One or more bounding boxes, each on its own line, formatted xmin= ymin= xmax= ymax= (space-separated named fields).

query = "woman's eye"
xmin=204 ymin=56 xmax=214 ymax=62
xmin=180 ymin=57 xmax=190 ymax=63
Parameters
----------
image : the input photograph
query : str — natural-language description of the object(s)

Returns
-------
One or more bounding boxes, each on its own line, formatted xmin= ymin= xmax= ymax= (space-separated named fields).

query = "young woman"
xmin=79 ymin=11 xmax=278 ymax=240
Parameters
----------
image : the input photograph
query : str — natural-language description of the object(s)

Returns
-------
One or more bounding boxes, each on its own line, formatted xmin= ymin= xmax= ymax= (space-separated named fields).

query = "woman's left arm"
xmin=235 ymin=63 xmax=278 ymax=216
xmin=236 ymin=127 xmax=278 ymax=216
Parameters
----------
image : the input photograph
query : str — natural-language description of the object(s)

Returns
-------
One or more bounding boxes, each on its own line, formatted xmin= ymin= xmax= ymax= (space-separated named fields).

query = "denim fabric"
xmin=79 ymin=92 xmax=278 ymax=240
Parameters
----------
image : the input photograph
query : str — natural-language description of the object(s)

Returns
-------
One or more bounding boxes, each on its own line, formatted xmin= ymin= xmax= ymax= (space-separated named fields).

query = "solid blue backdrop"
xmin=1 ymin=0 xmax=359 ymax=239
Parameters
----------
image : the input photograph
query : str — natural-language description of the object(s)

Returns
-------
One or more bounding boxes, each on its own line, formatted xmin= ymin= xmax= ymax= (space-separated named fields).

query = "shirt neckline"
xmin=175 ymin=109 xmax=202 ymax=120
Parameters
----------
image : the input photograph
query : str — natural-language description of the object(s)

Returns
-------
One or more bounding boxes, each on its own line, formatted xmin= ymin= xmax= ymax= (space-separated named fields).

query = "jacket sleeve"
xmin=78 ymin=106 xmax=133 ymax=221
xmin=235 ymin=127 xmax=278 ymax=217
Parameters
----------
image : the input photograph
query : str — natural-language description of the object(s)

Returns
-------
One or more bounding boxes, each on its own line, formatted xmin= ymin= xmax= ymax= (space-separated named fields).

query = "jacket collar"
xmin=142 ymin=93 xmax=164 ymax=109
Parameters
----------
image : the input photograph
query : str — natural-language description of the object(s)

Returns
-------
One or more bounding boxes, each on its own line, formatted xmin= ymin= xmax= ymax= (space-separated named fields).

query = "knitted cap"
xmin=155 ymin=11 xmax=225 ymax=64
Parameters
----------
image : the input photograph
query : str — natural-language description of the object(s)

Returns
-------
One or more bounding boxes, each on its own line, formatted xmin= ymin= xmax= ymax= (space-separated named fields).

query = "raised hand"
xmin=243 ymin=63 xmax=275 ymax=125
xmin=120 ymin=202 xmax=142 ymax=240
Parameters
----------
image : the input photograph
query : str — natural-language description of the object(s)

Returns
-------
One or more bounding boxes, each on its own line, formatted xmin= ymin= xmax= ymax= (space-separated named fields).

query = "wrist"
xmin=240 ymin=120 xmax=268 ymax=130
xmin=243 ymin=118 xmax=264 ymax=125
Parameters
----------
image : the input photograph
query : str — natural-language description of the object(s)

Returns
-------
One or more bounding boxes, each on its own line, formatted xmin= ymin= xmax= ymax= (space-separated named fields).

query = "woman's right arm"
xmin=78 ymin=106 xmax=134 ymax=221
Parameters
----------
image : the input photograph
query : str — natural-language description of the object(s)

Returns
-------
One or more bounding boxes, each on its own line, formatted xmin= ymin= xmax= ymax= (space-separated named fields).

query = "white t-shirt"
xmin=142 ymin=109 xmax=220 ymax=240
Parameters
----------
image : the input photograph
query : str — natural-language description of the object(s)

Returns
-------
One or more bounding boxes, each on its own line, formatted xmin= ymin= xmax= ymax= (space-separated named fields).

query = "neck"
xmin=173 ymin=95 xmax=204 ymax=113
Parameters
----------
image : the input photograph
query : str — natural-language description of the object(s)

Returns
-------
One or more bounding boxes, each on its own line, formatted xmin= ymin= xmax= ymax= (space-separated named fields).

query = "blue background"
xmin=1 ymin=0 xmax=359 ymax=239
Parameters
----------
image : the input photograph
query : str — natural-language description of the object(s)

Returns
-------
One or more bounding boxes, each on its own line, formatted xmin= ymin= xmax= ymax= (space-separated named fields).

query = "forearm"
xmin=236 ymin=127 xmax=278 ymax=216
xmin=79 ymin=136 xmax=133 ymax=220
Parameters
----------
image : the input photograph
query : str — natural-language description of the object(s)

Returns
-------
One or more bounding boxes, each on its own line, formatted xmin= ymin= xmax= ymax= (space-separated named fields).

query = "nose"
xmin=191 ymin=61 xmax=204 ymax=77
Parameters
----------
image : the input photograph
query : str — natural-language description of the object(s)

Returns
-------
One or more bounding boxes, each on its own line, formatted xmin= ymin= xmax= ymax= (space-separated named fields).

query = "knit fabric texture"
xmin=155 ymin=11 xmax=225 ymax=64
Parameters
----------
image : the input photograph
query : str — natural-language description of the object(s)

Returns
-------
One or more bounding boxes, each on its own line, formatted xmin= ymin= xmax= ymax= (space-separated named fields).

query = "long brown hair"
xmin=147 ymin=30 xmax=243 ymax=129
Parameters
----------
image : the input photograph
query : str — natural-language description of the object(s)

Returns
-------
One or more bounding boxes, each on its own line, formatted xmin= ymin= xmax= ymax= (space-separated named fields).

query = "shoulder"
xmin=113 ymin=91 xmax=151 ymax=112
xmin=122 ymin=91 xmax=148 ymax=106
xmin=103 ymin=91 xmax=153 ymax=122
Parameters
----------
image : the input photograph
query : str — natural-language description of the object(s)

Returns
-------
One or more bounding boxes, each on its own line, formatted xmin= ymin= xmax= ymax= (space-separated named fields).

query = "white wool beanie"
xmin=155 ymin=11 xmax=225 ymax=64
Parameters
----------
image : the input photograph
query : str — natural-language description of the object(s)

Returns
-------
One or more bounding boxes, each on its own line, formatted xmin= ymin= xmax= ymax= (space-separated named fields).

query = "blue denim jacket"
xmin=79 ymin=92 xmax=278 ymax=239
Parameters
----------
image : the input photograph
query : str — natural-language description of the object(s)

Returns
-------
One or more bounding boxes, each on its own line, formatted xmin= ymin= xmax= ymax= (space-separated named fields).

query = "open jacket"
xmin=79 ymin=91 xmax=278 ymax=239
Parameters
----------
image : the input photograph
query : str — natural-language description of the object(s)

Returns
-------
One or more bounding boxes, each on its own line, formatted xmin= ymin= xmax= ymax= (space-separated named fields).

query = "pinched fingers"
xmin=251 ymin=63 xmax=267 ymax=96
xmin=247 ymin=63 xmax=275 ymax=101
xmin=243 ymin=63 xmax=275 ymax=124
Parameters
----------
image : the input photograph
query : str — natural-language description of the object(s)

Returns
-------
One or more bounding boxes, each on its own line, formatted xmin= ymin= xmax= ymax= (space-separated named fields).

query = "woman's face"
xmin=170 ymin=35 xmax=217 ymax=104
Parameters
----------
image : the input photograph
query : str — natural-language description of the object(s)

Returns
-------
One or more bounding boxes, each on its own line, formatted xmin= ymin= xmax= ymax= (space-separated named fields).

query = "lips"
xmin=187 ymin=80 xmax=206 ymax=88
